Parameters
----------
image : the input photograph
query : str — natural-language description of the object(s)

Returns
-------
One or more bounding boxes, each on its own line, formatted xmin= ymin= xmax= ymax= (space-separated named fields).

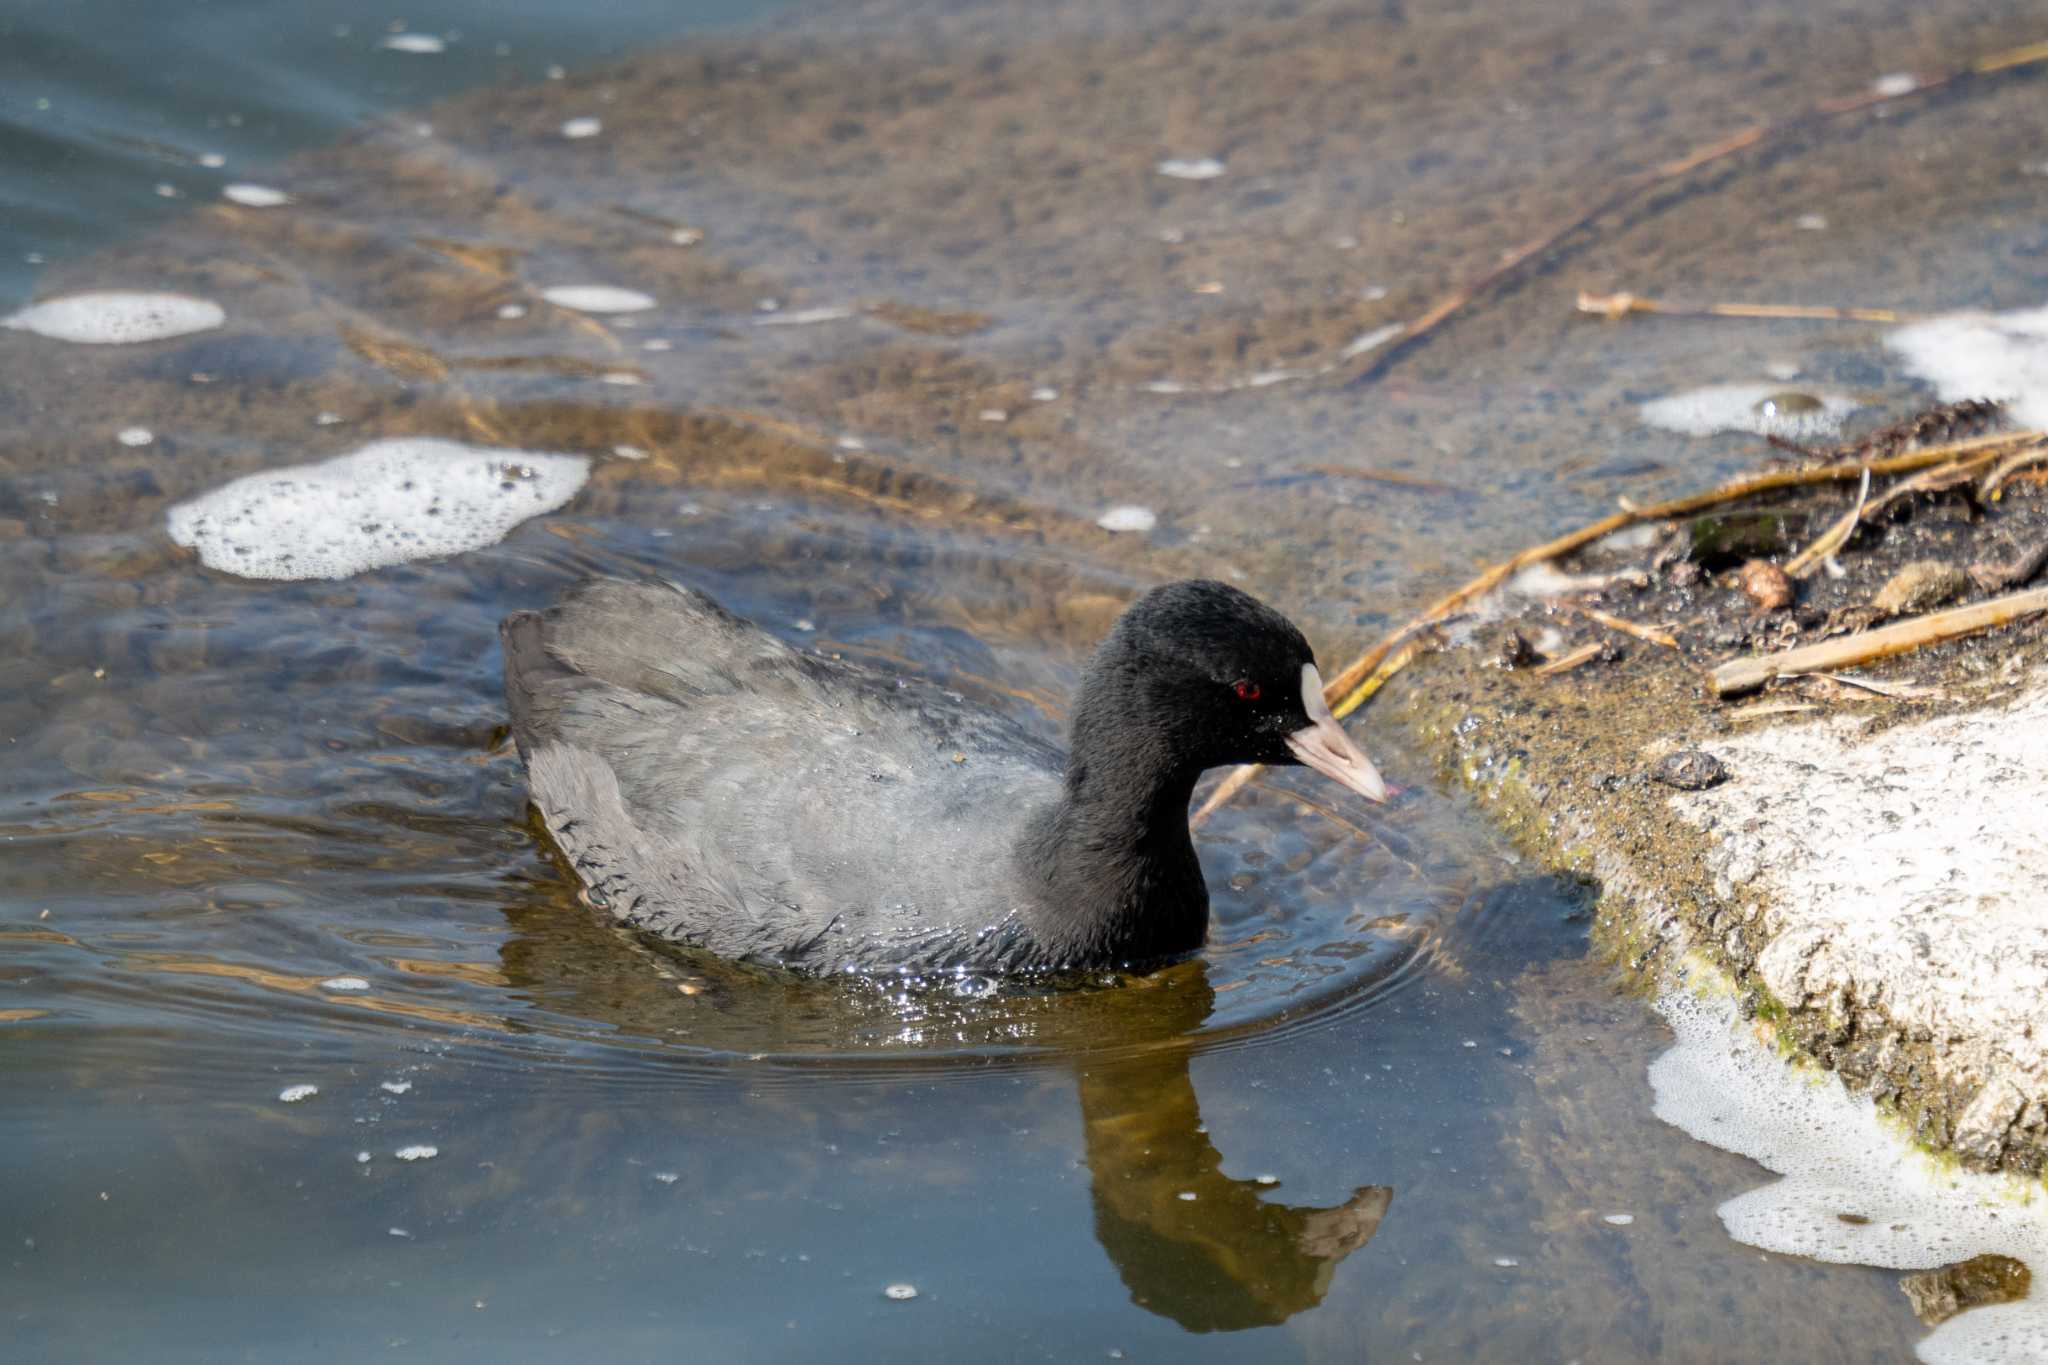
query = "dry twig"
xmin=1711 ymin=586 xmax=2048 ymax=696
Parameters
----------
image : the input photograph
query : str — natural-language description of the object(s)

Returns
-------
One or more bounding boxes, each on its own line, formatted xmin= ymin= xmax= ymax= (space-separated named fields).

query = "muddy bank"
xmin=1385 ymin=432 xmax=2048 ymax=1172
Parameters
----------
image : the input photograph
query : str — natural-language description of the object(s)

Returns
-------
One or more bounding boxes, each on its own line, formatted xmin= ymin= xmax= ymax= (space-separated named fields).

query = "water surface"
xmin=6 ymin=0 xmax=2044 ymax=1357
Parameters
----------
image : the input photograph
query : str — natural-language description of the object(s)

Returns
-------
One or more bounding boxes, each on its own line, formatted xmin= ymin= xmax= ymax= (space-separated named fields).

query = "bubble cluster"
xmin=165 ymin=438 xmax=588 ymax=580
xmin=1650 ymin=986 xmax=2048 ymax=1364
xmin=1639 ymin=383 xmax=1859 ymax=439
xmin=540 ymin=284 xmax=655 ymax=314
xmin=3 ymin=291 xmax=225 ymax=344
xmin=1095 ymin=505 xmax=1157 ymax=533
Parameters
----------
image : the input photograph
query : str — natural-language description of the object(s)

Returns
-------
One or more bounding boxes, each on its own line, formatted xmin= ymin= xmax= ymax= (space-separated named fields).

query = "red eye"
xmin=1233 ymin=679 xmax=1261 ymax=701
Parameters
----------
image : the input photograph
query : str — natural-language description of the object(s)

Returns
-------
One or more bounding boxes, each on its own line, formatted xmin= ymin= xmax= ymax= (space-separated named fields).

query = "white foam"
xmin=380 ymin=1080 xmax=412 ymax=1095
xmin=318 ymin=976 xmax=370 ymax=991
xmin=380 ymin=33 xmax=446 ymax=53
xmin=4 ymin=291 xmax=225 ymax=345
xmin=222 ymin=184 xmax=291 ymax=208
xmin=1888 ymin=304 xmax=2048 ymax=428
xmin=754 ymin=306 xmax=854 ymax=326
xmin=394 ymin=1144 xmax=439 ymax=1161
xmin=560 ymin=117 xmax=602 ymax=139
xmin=278 ymin=1084 xmax=318 ymax=1103
xmin=1157 ymin=157 xmax=1226 ymax=180
xmin=540 ymin=285 xmax=654 ymax=314
xmin=1639 ymin=383 xmax=1859 ymax=439
xmin=1096 ymin=505 xmax=1157 ymax=533
xmin=164 ymin=438 xmax=588 ymax=580
xmin=1650 ymin=982 xmax=2048 ymax=1365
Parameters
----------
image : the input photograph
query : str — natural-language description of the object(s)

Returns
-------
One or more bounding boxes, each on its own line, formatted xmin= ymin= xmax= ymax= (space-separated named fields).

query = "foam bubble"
xmin=1096 ymin=505 xmax=1157 ymax=533
xmin=222 ymin=184 xmax=291 ymax=208
xmin=540 ymin=285 xmax=655 ymax=314
xmin=4 ymin=291 xmax=225 ymax=344
xmin=380 ymin=33 xmax=445 ymax=53
xmin=1650 ymin=982 xmax=2048 ymax=1365
xmin=1639 ymin=383 xmax=1858 ymax=439
xmin=1157 ymin=157 xmax=1226 ymax=180
xmin=1888 ymin=304 xmax=2048 ymax=429
xmin=164 ymin=438 xmax=588 ymax=580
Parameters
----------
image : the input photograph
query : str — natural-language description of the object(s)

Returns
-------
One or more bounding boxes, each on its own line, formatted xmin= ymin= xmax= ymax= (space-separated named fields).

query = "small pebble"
xmin=1653 ymin=749 xmax=1727 ymax=791
xmin=1872 ymin=560 xmax=1967 ymax=616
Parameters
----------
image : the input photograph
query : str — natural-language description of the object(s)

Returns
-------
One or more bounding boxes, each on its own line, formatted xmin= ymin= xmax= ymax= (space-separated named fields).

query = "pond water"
xmin=4 ymin=0 xmax=2044 ymax=1359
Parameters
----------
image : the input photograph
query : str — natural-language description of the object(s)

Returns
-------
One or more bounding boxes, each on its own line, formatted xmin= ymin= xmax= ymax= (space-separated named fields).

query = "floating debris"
xmin=883 ymin=1283 xmax=919 ymax=1301
xmin=394 ymin=1144 xmax=439 ymax=1161
xmin=1095 ymin=505 xmax=1157 ymax=533
xmin=116 ymin=427 xmax=154 ymax=447
xmin=1156 ymin=157 xmax=1225 ymax=180
xmin=164 ymin=438 xmax=589 ymax=580
xmin=4 ymin=291 xmax=224 ymax=344
xmin=560 ymin=116 xmax=603 ymax=139
xmin=318 ymin=976 xmax=370 ymax=991
xmin=495 ymin=302 xmax=528 ymax=320
xmin=654 ymin=1171 xmax=680 ymax=1185
xmin=221 ymin=184 xmax=291 ymax=207
xmin=1872 ymin=72 xmax=1920 ymax=97
xmin=539 ymin=284 xmax=655 ymax=314
xmin=278 ymin=1084 xmax=318 ymax=1103
xmin=1603 ymin=1213 xmax=1636 ymax=1226
xmin=380 ymin=32 xmax=446 ymax=54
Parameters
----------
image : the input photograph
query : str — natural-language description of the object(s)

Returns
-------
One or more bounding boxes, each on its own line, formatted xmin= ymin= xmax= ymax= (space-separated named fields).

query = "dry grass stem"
xmin=1711 ymin=586 xmax=2048 ymax=696
xmin=1576 ymin=291 xmax=1930 ymax=324
xmin=1533 ymin=642 xmax=1607 ymax=677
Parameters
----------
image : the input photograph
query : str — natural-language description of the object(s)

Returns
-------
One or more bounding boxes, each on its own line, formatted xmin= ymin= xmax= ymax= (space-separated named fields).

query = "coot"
xmin=501 ymin=577 xmax=1386 ymax=973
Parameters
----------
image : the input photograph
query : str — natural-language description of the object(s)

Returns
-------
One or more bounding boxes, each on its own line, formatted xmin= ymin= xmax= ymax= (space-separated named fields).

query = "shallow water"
xmin=4 ymin=0 xmax=2043 ymax=1358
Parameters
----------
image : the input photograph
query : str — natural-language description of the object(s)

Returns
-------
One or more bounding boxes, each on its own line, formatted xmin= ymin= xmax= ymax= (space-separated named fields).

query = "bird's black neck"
xmin=1015 ymin=678 xmax=1210 ymax=967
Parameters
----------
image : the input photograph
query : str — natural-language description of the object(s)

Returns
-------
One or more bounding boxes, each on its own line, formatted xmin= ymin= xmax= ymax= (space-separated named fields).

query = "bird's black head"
xmin=1070 ymin=580 xmax=1386 ymax=800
